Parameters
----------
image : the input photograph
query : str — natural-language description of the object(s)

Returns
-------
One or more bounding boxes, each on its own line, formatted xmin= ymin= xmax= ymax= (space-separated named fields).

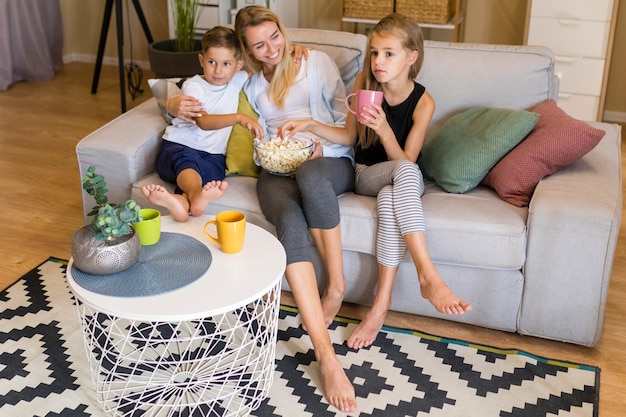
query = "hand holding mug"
xmin=345 ymin=89 xmax=384 ymax=124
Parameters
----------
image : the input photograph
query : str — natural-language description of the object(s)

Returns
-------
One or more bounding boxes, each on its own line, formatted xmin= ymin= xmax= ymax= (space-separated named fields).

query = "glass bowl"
xmin=253 ymin=137 xmax=314 ymax=176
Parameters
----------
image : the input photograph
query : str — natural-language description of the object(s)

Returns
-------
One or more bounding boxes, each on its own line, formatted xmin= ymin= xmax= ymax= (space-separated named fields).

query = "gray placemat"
xmin=71 ymin=232 xmax=212 ymax=297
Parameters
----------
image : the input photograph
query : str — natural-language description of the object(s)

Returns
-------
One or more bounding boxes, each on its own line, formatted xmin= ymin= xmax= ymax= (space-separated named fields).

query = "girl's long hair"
xmin=357 ymin=14 xmax=425 ymax=149
xmin=235 ymin=5 xmax=296 ymax=108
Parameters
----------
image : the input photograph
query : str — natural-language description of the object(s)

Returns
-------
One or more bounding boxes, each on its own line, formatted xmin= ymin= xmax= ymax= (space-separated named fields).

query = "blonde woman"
xmin=235 ymin=5 xmax=357 ymax=413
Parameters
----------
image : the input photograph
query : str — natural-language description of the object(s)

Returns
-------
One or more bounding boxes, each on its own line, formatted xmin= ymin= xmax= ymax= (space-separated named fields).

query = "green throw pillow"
xmin=420 ymin=107 xmax=539 ymax=193
xmin=225 ymin=91 xmax=261 ymax=177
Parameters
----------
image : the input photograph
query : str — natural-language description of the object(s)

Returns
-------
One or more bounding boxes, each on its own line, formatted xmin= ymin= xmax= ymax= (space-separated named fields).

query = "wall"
xmin=60 ymin=0 xmax=625 ymax=120
xmin=464 ymin=0 xmax=526 ymax=44
xmin=604 ymin=1 xmax=626 ymax=123
xmin=59 ymin=0 xmax=168 ymax=63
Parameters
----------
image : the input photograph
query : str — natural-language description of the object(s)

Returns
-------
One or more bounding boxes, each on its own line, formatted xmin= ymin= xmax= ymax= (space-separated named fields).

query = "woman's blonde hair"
xmin=357 ymin=14 xmax=424 ymax=148
xmin=235 ymin=5 xmax=296 ymax=108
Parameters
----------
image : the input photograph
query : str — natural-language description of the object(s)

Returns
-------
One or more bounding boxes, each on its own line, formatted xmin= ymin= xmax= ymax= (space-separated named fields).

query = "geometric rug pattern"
xmin=0 ymin=258 xmax=599 ymax=417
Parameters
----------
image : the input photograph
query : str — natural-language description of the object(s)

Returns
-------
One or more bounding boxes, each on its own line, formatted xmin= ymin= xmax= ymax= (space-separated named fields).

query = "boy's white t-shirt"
xmin=163 ymin=71 xmax=248 ymax=155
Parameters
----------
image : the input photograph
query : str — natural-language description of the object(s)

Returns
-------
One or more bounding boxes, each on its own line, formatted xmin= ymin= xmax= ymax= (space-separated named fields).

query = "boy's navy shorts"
xmin=156 ymin=140 xmax=226 ymax=194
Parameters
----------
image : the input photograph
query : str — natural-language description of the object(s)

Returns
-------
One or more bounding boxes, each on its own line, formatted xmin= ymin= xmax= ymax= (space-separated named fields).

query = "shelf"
xmin=341 ymin=16 xmax=456 ymax=30
xmin=340 ymin=0 xmax=466 ymax=42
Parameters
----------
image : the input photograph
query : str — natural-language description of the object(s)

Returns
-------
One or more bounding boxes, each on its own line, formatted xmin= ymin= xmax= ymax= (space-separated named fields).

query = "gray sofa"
xmin=76 ymin=28 xmax=622 ymax=347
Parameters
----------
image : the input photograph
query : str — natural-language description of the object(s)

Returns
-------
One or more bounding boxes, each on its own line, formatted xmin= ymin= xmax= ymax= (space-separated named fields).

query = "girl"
xmin=279 ymin=14 xmax=472 ymax=350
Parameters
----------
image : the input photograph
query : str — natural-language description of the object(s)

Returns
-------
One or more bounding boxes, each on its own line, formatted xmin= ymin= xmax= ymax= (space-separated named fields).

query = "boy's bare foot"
xmin=320 ymin=356 xmax=357 ymax=413
xmin=141 ymin=184 xmax=189 ymax=222
xmin=188 ymin=180 xmax=229 ymax=217
xmin=420 ymin=276 xmax=472 ymax=315
xmin=320 ymin=286 xmax=344 ymax=327
xmin=346 ymin=308 xmax=386 ymax=350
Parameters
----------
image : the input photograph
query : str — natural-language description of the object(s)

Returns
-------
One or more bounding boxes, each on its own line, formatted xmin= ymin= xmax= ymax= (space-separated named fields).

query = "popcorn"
xmin=253 ymin=137 xmax=314 ymax=175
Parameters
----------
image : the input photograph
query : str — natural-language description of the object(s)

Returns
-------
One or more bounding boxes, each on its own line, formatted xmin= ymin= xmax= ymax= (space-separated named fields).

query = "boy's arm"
xmin=194 ymin=113 xmax=263 ymax=139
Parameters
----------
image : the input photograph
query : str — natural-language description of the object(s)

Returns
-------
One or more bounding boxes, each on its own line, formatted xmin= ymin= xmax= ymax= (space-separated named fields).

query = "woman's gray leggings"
xmin=257 ymin=157 xmax=355 ymax=265
xmin=355 ymin=160 xmax=425 ymax=267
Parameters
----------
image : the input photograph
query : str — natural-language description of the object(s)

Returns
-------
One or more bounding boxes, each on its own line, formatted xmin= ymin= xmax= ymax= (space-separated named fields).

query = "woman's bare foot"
xmin=420 ymin=275 xmax=472 ymax=315
xmin=141 ymin=184 xmax=189 ymax=222
xmin=301 ymin=286 xmax=344 ymax=332
xmin=320 ymin=356 xmax=357 ymax=413
xmin=346 ymin=307 xmax=386 ymax=350
xmin=188 ymin=180 xmax=229 ymax=216
xmin=320 ymin=286 xmax=344 ymax=327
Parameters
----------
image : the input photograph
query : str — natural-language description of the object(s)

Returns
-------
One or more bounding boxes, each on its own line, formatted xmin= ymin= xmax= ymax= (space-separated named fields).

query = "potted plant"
xmin=148 ymin=0 xmax=203 ymax=79
xmin=71 ymin=166 xmax=142 ymax=275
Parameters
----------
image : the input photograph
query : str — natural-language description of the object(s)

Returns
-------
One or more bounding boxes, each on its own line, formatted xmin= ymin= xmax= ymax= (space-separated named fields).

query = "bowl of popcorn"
xmin=253 ymin=136 xmax=314 ymax=176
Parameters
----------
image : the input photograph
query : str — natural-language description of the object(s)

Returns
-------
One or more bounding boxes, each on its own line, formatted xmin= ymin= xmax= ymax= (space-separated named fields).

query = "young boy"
xmin=142 ymin=26 xmax=262 ymax=222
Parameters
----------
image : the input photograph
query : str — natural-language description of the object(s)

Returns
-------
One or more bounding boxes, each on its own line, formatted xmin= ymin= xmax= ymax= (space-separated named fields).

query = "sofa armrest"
xmin=520 ymin=122 xmax=622 ymax=346
xmin=76 ymin=98 xmax=167 ymax=222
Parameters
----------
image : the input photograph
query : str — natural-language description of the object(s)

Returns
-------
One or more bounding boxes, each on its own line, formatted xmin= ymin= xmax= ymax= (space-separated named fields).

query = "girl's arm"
xmin=277 ymin=116 xmax=356 ymax=146
xmin=277 ymin=71 xmax=363 ymax=146
xmin=401 ymin=91 xmax=435 ymax=161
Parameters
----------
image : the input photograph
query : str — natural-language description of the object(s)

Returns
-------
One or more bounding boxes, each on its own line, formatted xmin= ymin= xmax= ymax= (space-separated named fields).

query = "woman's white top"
xmin=244 ymin=50 xmax=353 ymax=161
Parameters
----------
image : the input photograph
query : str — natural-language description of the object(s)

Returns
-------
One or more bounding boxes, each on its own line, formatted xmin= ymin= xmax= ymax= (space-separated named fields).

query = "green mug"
xmin=133 ymin=208 xmax=161 ymax=246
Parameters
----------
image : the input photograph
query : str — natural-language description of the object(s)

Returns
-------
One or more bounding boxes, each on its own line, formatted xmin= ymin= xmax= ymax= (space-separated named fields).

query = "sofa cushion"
xmin=420 ymin=107 xmax=539 ymax=194
xmin=286 ymin=28 xmax=367 ymax=94
xmin=419 ymin=42 xmax=557 ymax=136
xmin=225 ymin=91 xmax=261 ymax=177
xmin=337 ymin=181 xmax=529 ymax=270
xmin=148 ymin=78 xmax=183 ymax=121
xmin=420 ymin=183 xmax=528 ymax=269
xmin=482 ymin=99 xmax=606 ymax=207
xmin=131 ymin=173 xmax=276 ymax=233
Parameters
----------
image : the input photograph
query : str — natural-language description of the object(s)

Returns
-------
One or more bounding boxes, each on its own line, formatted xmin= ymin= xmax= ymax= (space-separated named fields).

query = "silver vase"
xmin=71 ymin=225 xmax=141 ymax=275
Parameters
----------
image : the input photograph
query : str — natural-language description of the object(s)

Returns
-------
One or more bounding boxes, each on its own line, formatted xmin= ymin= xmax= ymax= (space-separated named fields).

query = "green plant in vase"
xmin=148 ymin=0 xmax=202 ymax=78
xmin=82 ymin=165 xmax=141 ymax=240
xmin=73 ymin=166 xmax=142 ymax=274
xmin=170 ymin=0 xmax=201 ymax=52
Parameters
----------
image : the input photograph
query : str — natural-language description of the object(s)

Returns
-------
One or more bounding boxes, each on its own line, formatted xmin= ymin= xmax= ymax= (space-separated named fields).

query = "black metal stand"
xmin=91 ymin=0 xmax=154 ymax=113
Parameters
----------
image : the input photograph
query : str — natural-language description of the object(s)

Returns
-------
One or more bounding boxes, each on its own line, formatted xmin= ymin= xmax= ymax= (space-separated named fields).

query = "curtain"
xmin=0 ymin=0 xmax=63 ymax=91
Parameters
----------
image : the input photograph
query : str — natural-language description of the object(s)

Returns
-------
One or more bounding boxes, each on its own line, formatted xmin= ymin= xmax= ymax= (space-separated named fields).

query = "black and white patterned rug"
xmin=0 ymin=258 xmax=599 ymax=417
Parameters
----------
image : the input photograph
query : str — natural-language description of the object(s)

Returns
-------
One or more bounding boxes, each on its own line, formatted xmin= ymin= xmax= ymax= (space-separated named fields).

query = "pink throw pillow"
xmin=482 ymin=99 xmax=605 ymax=207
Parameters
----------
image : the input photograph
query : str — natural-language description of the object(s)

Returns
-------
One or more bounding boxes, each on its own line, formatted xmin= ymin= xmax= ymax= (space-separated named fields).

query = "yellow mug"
xmin=204 ymin=211 xmax=246 ymax=254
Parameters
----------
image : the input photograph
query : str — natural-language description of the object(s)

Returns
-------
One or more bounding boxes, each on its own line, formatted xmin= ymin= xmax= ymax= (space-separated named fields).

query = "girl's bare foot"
xmin=320 ymin=356 xmax=357 ymax=413
xmin=188 ymin=180 xmax=229 ymax=216
xmin=141 ymin=184 xmax=189 ymax=222
xmin=346 ymin=308 xmax=386 ymax=350
xmin=420 ymin=276 xmax=472 ymax=315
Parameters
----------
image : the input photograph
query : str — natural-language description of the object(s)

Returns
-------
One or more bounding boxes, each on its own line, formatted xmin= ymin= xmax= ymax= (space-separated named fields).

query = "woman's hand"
xmin=166 ymin=95 xmax=204 ymax=123
xmin=277 ymin=119 xmax=312 ymax=139
xmin=308 ymin=138 xmax=323 ymax=160
xmin=290 ymin=44 xmax=311 ymax=65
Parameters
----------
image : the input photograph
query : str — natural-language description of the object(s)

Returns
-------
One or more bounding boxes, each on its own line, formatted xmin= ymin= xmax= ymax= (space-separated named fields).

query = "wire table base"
xmin=74 ymin=281 xmax=281 ymax=417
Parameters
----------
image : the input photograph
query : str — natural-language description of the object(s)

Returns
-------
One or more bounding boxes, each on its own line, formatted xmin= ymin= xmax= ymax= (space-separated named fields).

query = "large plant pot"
xmin=71 ymin=225 xmax=141 ymax=275
xmin=148 ymin=39 xmax=202 ymax=79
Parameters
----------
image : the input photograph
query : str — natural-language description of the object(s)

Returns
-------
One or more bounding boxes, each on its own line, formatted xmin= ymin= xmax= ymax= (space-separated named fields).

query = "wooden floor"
xmin=1 ymin=62 xmax=625 ymax=413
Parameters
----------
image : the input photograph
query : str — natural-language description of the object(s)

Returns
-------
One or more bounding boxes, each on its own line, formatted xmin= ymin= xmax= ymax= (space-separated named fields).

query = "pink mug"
xmin=345 ymin=89 xmax=384 ymax=123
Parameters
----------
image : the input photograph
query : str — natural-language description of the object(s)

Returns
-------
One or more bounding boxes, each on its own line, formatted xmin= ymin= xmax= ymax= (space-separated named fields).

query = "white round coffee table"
xmin=66 ymin=215 xmax=286 ymax=417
